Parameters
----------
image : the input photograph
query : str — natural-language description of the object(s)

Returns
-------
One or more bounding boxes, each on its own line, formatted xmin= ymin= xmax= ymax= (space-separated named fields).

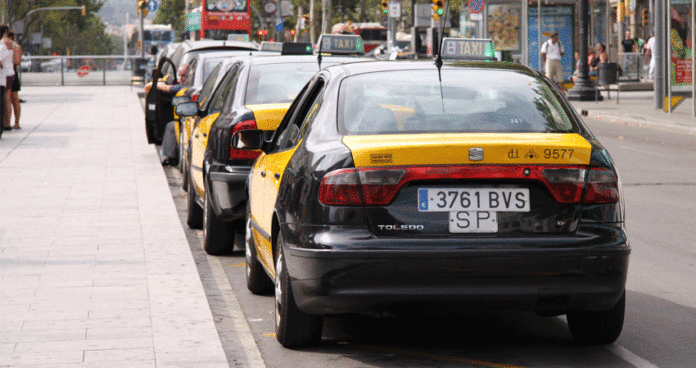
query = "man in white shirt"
xmin=644 ymin=34 xmax=656 ymax=81
xmin=540 ymin=30 xmax=565 ymax=93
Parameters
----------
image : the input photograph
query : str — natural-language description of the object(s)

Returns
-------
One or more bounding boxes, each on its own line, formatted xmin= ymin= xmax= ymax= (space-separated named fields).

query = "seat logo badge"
xmin=469 ymin=147 xmax=484 ymax=161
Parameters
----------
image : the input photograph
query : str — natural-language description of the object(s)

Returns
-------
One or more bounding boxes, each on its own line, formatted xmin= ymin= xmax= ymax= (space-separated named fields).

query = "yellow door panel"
xmin=260 ymin=145 xmax=300 ymax=236
xmin=343 ymin=133 xmax=592 ymax=167
xmin=245 ymin=103 xmax=292 ymax=130
xmin=189 ymin=113 xmax=219 ymax=197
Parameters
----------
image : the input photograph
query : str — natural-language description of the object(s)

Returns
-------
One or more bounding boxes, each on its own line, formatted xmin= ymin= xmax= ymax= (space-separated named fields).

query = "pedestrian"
xmin=589 ymin=43 xmax=608 ymax=76
xmin=644 ymin=33 xmax=656 ymax=81
xmin=0 ymin=24 xmax=11 ymax=134
xmin=1 ymin=28 xmax=15 ymax=130
xmin=621 ymin=31 xmax=635 ymax=53
xmin=540 ymin=30 xmax=565 ymax=93
xmin=8 ymin=31 xmax=21 ymax=129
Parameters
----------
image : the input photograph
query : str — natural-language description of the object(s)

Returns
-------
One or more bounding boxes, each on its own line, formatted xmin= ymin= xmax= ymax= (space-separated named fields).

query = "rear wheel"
xmin=275 ymin=235 xmax=323 ymax=347
xmin=186 ymin=172 xmax=203 ymax=229
xmin=245 ymin=216 xmax=273 ymax=295
xmin=203 ymin=188 xmax=234 ymax=255
xmin=567 ymin=292 xmax=625 ymax=345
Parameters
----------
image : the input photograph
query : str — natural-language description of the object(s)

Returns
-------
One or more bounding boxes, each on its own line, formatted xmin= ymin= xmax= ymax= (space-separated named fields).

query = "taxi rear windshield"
xmin=338 ymin=69 xmax=576 ymax=135
xmin=245 ymin=63 xmax=319 ymax=105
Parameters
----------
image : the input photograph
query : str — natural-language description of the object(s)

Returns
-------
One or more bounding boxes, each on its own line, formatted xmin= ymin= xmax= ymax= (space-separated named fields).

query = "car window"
xmin=338 ymin=69 xmax=575 ymax=135
xmin=209 ymin=64 xmax=240 ymax=114
xmin=245 ymin=63 xmax=320 ymax=105
xmin=182 ymin=58 xmax=197 ymax=87
xmin=274 ymin=79 xmax=325 ymax=151
xmin=198 ymin=63 xmax=223 ymax=109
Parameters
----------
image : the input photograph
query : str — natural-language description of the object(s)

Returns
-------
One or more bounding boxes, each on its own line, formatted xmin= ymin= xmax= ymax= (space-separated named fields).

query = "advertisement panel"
xmin=528 ymin=6 xmax=574 ymax=81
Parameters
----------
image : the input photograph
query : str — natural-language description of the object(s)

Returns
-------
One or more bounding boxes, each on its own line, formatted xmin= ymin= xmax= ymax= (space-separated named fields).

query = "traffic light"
xmin=137 ymin=0 xmax=148 ymax=17
xmin=617 ymin=2 xmax=625 ymax=22
xmin=432 ymin=0 xmax=444 ymax=21
xmin=381 ymin=0 xmax=389 ymax=15
xmin=81 ymin=5 xmax=86 ymax=16
xmin=302 ymin=14 xmax=309 ymax=30
xmin=641 ymin=9 xmax=649 ymax=27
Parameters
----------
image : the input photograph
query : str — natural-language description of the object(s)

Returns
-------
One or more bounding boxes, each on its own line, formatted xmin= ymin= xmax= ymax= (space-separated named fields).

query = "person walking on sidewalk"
xmin=1 ymin=27 xmax=15 ymax=130
xmin=7 ymin=31 xmax=20 ymax=129
xmin=644 ymin=33 xmax=656 ymax=81
xmin=0 ymin=24 xmax=10 ymax=135
xmin=541 ymin=30 xmax=565 ymax=94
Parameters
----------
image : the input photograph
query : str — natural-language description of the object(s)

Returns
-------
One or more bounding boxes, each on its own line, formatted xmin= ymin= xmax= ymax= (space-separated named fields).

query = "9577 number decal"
xmin=544 ymin=148 xmax=574 ymax=159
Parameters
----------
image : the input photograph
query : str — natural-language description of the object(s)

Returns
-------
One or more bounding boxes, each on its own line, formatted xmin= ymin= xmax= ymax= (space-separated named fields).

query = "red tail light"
xmin=319 ymin=165 xmax=619 ymax=206
xmin=583 ymin=168 xmax=619 ymax=204
xmin=230 ymin=119 xmax=261 ymax=160
xmin=318 ymin=168 xmax=406 ymax=205
xmin=191 ymin=93 xmax=199 ymax=102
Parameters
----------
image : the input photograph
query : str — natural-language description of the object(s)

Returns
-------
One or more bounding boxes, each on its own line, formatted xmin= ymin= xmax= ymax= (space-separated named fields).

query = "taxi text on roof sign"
xmin=227 ymin=34 xmax=251 ymax=42
xmin=260 ymin=41 xmax=283 ymax=52
xmin=319 ymin=34 xmax=365 ymax=55
xmin=441 ymin=38 xmax=496 ymax=61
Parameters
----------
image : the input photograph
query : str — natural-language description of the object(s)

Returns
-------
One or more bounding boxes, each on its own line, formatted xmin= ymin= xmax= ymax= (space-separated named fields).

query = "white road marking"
xmin=607 ymin=344 xmax=660 ymax=368
xmin=208 ymin=255 xmax=266 ymax=368
xmin=619 ymin=145 xmax=668 ymax=157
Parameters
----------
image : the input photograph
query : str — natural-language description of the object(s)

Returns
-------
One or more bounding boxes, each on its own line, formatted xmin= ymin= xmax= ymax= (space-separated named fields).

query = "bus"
xmin=351 ymin=22 xmax=387 ymax=53
xmin=185 ymin=0 xmax=251 ymax=40
xmin=143 ymin=24 xmax=176 ymax=53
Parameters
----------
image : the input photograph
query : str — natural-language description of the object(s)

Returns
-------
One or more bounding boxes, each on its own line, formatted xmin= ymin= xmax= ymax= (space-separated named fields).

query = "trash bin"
xmin=132 ymin=57 xmax=149 ymax=79
xmin=598 ymin=62 xmax=618 ymax=86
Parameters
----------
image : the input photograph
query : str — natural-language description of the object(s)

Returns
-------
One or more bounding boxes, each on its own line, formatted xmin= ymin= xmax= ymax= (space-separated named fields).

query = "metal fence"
xmin=20 ymin=55 xmax=146 ymax=86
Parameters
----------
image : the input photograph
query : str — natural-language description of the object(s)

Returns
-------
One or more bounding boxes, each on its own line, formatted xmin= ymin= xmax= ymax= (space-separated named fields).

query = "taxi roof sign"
xmin=260 ymin=41 xmax=282 ymax=52
xmin=281 ymin=42 xmax=314 ymax=55
xmin=227 ymin=34 xmax=250 ymax=42
xmin=441 ymin=38 xmax=496 ymax=61
xmin=318 ymin=34 xmax=364 ymax=55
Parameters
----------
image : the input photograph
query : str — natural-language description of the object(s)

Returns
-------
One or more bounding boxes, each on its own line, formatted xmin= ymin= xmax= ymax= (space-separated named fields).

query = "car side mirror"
xmin=176 ymin=101 xmax=199 ymax=117
xmin=172 ymin=96 xmax=191 ymax=106
xmin=232 ymin=129 xmax=265 ymax=151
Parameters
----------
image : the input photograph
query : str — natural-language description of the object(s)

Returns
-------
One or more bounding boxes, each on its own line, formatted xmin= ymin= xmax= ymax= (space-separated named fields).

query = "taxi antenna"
xmin=317 ymin=38 xmax=323 ymax=70
xmin=434 ymin=0 xmax=452 ymax=72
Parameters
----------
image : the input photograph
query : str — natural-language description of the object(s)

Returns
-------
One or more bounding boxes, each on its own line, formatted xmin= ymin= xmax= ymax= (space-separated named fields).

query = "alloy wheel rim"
xmin=245 ymin=219 xmax=252 ymax=278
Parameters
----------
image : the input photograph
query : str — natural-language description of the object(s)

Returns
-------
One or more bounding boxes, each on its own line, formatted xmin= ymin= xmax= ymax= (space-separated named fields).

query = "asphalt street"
xmin=164 ymin=106 xmax=696 ymax=367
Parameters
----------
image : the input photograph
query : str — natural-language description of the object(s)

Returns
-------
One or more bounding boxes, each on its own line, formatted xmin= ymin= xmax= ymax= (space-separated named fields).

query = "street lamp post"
xmin=567 ymin=0 xmax=602 ymax=101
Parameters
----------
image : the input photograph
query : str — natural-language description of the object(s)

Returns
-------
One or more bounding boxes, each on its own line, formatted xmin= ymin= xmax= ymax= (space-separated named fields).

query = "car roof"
xmin=246 ymin=54 xmax=372 ymax=67
xmin=182 ymin=39 xmax=259 ymax=52
xmin=323 ymin=59 xmax=541 ymax=78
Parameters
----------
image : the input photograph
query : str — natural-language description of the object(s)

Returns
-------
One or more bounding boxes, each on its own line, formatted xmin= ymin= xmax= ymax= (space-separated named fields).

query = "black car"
xmin=236 ymin=37 xmax=630 ymax=347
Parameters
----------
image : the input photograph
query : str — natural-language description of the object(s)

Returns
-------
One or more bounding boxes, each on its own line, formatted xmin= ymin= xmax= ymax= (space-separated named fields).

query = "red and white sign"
xmin=77 ymin=65 xmax=91 ymax=78
xmin=469 ymin=0 xmax=485 ymax=14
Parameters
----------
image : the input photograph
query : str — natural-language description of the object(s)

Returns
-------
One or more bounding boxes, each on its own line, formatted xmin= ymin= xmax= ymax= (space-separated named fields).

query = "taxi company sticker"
xmin=523 ymin=149 xmax=539 ymax=159
xmin=508 ymin=148 xmax=575 ymax=160
xmin=370 ymin=153 xmax=393 ymax=164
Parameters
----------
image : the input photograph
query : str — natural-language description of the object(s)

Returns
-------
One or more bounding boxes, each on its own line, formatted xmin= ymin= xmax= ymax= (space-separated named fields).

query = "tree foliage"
xmin=8 ymin=0 xmax=115 ymax=55
xmin=154 ymin=0 xmax=186 ymax=37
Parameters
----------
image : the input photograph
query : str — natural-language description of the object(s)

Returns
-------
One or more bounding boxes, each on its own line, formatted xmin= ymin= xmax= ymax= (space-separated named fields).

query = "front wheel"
xmin=567 ymin=292 xmax=625 ymax=344
xmin=202 ymin=188 xmax=234 ymax=255
xmin=245 ymin=216 xmax=273 ymax=295
xmin=275 ymin=236 xmax=323 ymax=347
xmin=186 ymin=171 xmax=203 ymax=229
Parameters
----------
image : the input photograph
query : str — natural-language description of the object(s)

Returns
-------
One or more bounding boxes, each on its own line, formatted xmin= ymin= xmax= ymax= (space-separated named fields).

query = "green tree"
xmin=154 ymin=0 xmax=185 ymax=38
xmin=9 ymin=0 xmax=113 ymax=55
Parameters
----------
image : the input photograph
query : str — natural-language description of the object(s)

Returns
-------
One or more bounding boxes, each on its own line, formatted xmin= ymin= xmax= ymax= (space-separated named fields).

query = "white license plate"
xmin=418 ymin=188 xmax=530 ymax=212
xmin=449 ymin=211 xmax=498 ymax=233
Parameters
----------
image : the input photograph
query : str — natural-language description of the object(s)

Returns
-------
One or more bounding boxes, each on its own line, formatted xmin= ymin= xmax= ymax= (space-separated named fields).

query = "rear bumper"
xmin=207 ymin=164 xmax=251 ymax=222
xmin=281 ymin=223 xmax=630 ymax=316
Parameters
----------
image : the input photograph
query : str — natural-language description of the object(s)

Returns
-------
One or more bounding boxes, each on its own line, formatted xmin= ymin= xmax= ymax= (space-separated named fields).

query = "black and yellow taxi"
xmin=176 ymin=39 xmax=368 ymax=255
xmin=234 ymin=37 xmax=630 ymax=347
xmin=145 ymin=39 xmax=258 ymax=144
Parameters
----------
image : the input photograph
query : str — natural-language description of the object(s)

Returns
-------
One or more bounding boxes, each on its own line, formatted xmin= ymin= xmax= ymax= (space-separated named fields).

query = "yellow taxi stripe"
xmin=245 ymin=103 xmax=292 ymax=130
xmin=343 ymin=133 xmax=592 ymax=166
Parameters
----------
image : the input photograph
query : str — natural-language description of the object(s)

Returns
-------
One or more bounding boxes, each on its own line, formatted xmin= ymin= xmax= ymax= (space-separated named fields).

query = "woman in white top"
xmin=0 ymin=24 xmax=9 ymax=133
xmin=1 ymin=28 xmax=15 ymax=130
xmin=7 ymin=31 xmax=20 ymax=129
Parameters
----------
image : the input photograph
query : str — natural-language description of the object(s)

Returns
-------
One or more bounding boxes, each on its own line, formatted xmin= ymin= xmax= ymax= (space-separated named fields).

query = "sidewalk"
xmin=569 ymin=90 xmax=696 ymax=135
xmin=0 ymin=87 xmax=229 ymax=367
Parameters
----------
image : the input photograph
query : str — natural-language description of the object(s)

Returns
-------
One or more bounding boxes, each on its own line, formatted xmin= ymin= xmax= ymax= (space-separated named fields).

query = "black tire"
xmin=275 ymin=235 xmax=323 ymax=347
xmin=567 ymin=292 xmax=625 ymax=345
xmin=186 ymin=171 xmax=203 ymax=229
xmin=145 ymin=120 xmax=156 ymax=144
xmin=245 ymin=216 xmax=273 ymax=295
xmin=203 ymin=188 xmax=234 ymax=255
xmin=182 ymin=146 xmax=190 ymax=192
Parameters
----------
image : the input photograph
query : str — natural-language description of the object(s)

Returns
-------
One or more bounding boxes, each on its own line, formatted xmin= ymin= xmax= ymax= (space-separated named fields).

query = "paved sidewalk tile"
xmin=0 ymin=87 xmax=228 ymax=367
